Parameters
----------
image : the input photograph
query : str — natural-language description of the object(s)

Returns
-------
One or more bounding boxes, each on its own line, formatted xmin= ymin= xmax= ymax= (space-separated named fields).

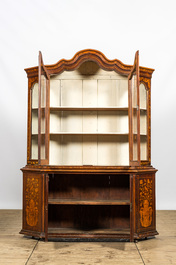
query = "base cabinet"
xmin=20 ymin=169 xmax=158 ymax=241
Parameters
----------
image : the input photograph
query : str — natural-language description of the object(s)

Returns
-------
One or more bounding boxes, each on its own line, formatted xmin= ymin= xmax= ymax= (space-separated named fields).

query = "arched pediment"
xmin=25 ymin=49 xmax=154 ymax=79
xmin=46 ymin=49 xmax=132 ymax=76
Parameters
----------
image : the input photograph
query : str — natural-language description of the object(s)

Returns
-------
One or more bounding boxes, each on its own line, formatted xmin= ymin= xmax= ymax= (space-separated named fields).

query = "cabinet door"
xmin=140 ymin=83 xmax=148 ymax=162
xmin=134 ymin=174 xmax=157 ymax=237
xmin=22 ymin=172 xmax=45 ymax=235
xmin=38 ymin=51 xmax=50 ymax=165
xmin=128 ymin=51 xmax=140 ymax=166
xmin=30 ymin=80 xmax=39 ymax=162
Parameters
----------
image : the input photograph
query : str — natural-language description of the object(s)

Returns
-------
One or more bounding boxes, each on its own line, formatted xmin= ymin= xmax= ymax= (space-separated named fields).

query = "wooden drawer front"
xmin=23 ymin=172 xmax=44 ymax=232
xmin=135 ymin=173 xmax=156 ymax=233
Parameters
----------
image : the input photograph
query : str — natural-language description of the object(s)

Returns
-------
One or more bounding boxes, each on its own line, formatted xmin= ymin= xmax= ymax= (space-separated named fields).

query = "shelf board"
xmin=50 ymin=132 xmax=129 ymax=136
xmin=32 ymin=132 xmax=145 ymax=136
xmin=50 ymin=107 xmax=128 ymax=111
xmin=48 ymin=227 xmax=130 ymax=238
xmin=48 ymin=198 xmax=130 ymax=205
xmin=32 ymin=107 xmax=146 ymax=112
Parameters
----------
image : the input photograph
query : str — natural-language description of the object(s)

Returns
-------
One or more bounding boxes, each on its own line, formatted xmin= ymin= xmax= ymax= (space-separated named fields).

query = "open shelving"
xmin=47 ymin=173 xmax=130 ymax=238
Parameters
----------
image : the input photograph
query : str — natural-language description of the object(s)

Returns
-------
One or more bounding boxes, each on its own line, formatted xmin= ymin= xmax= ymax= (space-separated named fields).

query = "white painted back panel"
xmin=49 ymin=62 xmax=129 ymax=166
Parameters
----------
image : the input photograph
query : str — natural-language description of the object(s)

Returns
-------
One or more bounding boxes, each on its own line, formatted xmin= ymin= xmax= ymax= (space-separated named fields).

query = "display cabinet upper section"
xmin=25 ymin=49 xmax=155 ymax=167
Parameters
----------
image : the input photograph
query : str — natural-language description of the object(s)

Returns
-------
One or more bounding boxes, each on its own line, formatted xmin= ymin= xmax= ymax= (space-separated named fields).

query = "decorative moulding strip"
xmin=21 ymin=165 xmax=158 ymax=174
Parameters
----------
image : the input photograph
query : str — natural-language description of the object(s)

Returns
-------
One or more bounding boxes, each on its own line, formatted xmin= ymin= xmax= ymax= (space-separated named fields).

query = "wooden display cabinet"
xmin=20 ymin=49 xmax=158 ymax=241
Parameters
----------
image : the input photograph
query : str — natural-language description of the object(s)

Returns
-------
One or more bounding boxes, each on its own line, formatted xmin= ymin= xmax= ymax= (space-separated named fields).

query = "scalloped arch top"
xmin=46 ymin=49 xmax=131 ymax=76
xmin=25 ymin=49 xmax=154 ymax=78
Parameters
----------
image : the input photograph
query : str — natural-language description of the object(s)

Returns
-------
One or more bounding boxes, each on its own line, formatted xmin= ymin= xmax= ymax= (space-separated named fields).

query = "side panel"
xmin=134 ymin=173 xmax=158 ymax=238
xmin=21 ymin=172 xmax=45 ymax=237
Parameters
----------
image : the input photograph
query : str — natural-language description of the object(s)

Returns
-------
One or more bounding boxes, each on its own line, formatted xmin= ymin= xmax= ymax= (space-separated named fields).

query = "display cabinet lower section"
xmin=20 ymin=167 xmax=158 ymax=242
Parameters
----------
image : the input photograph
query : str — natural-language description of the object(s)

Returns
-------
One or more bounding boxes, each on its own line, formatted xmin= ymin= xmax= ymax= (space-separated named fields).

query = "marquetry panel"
xmin=22 ymin=172 xmax=44 ymax=232
xmin=135 ymin=173 xmax=156 ymax=234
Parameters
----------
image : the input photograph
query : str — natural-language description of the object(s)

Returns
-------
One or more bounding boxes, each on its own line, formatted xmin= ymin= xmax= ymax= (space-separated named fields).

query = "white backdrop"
xmin=0 ymin=0 xmax=176 ymax=209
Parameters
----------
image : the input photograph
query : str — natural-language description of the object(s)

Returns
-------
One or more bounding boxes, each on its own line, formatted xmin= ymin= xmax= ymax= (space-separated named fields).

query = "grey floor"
xmin=0 ymin=210 xmax=176 ymax=265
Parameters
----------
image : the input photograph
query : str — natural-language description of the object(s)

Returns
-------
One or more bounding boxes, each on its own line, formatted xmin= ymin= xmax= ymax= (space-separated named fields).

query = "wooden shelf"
xmin=47 ymin=227 xmax=131 ymax=238
xmin=32 ymin=107 xmax=146 ymax=112
xmin=50 ymin=132 xmax=129 ymax=136
xmin=50 ymin=107 xmax=129 ymax=111
xmin=32 ymin=132 xmax=145 ymax=137
xmin=48 ymin=198 xmax=130 ymax=205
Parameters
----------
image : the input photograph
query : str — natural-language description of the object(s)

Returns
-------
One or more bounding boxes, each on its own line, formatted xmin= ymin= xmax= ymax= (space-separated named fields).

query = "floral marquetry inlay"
xmin=139 ymin=178 xmax=153 ymax=228
xmin=25 ymin=177 xmax=39 ymax=227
